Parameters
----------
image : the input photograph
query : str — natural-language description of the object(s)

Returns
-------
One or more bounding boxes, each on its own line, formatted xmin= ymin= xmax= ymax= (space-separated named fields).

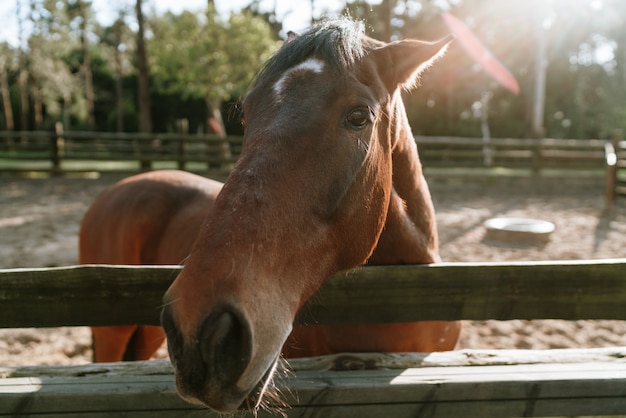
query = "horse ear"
xmin=280 ymin=31 xmax=299 ymax=49
xmin=374 ymin=35 xmax=453 ymax=91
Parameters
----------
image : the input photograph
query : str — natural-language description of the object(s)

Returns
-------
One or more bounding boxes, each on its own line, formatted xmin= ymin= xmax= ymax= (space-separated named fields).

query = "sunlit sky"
xmin=0 ymin=0 xmax=358 ymax=47
xmin=0 ymin=0 xmax=615 ymax=68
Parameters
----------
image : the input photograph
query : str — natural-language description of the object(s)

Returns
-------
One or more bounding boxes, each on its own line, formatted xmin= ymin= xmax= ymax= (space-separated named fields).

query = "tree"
xmin=0 ymin=43 xmax=16 ymax=133
xmin=72 ymin=0 xmax=96 ymax=129
xmin=17 ymin=0 xmax=29 ymax=132
xmin=27 ymin=0 xmax=86 ymax=129
xmin=101 ymin=8 xmax=134 ymax=132
xmin=148 ymin=6 xmax=279 ymax=135
xmin=28 ymin=33 xmax=85 ymax=128
xmin=135 ymin=0 xmax=152 ymax=135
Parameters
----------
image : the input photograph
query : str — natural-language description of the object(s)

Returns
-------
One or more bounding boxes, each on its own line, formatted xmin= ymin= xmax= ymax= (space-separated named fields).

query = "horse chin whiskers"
xmin=239 ymin=357 xmax=288 ymax=417
xmin=250 ymin=387 xmax=288 ymax=418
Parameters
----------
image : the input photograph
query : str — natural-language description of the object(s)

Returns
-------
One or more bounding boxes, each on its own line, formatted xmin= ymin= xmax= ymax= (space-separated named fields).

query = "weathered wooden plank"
xmin=2 ymin=260 xmax=626 ymax=328
xmin=0 ymin=265 xmax=179 ymax=327
xmin=3 ymin=347 xmax=626 ymax=378
xmin=2 ymin=349 xmax=626 ymax=417
xmin=284 ymin=346 xmax=626 ymax=371
xmin=0 ymin=374 xmax=197 ymax=417
xmin=303 ymin=259 xmax=626 ymax=324
xmin=284 ymin=363 xmax=626 ymax=417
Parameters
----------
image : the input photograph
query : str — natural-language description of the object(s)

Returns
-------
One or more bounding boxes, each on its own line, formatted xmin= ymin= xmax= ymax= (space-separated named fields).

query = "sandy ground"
xmin=2 ymin=172 xmax=626 ymax=367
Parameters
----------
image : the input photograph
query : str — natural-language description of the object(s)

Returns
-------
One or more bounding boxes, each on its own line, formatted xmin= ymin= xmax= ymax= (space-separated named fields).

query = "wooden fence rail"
xmin=2 ymin=260 xmax=626 ymax=328
xmin=416 ymin=136 xmax=609 ymax=172
xmin=0 ymin=130 xmax=615 ymax=177
xmin=0 ymin=130 xmax=242 ymax=177
xmin=3 ymin=261 xmax=626 ymax=417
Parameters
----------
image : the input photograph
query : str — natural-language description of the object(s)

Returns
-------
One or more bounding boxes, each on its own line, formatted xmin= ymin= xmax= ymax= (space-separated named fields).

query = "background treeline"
xmin=1 ymin=0 xmax=625 ymax=139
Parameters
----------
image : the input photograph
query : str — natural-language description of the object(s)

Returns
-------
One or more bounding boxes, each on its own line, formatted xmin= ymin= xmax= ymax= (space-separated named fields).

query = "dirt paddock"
xmin=2 ymin=172 xmax=626 ymax=367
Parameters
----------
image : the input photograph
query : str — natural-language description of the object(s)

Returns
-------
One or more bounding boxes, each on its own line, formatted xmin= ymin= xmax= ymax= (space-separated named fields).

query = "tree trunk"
xmin=114 ymin=44 xmax=124 ymax=132
xmin=115 ymin=74 xmax=124 ymax=133
xmin=31 ymin=74 xmax=43 ymax=130
xmin=205 ymin=97 xmax=231 ymax=169
xmin=111 ymin=10 xmax=126 ymax=133
xmin=0 ymin=67 xmax=14 ymax=132
xmin=78 ymin=0 xmax=95 ymax=129
xmin=17 ymin=0 xmax=28 ymax=135
xmin=62 ymin=93 xmax=71 ymax=129
xmin=136 ymin=0 xmax=151 ymax=134
xmin=136 ymin=0 xmax=152 ymax=170
xmin=0 ymin=65 xmax=15 ymax=149
xmin=205 ymin=97 xmax=225 ymax=137
xmin=531 ymin=6 xmax=547 ymax=139
xmin=18 ymin=66 xmax=28 ymax=133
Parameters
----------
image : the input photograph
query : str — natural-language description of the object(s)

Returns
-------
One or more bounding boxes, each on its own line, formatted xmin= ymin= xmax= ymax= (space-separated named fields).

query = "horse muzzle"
xmin=162 ymin=303 xmax=275 ymax=413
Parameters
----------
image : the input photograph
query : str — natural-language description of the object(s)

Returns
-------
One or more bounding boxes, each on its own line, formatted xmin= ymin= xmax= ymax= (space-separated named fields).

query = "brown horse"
xmin=79 ymin=170 xmax=222 ymax=361
xmin=159 ymin=19 xmax=460 ymax=413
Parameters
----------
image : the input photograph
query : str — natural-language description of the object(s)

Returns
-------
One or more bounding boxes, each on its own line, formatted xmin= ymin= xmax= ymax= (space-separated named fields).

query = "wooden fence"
xmin=2 ymin=260 xmax=626 ymax=417
xmin=605 ymin=130 xmax=626 ymax=207
xmin=0 ymin=129 xmax=615 ymax=178
xmin=0 ymin=129 xmax=242 ymax=178
xmin=417 ymin=136 xmax=609 ymax=172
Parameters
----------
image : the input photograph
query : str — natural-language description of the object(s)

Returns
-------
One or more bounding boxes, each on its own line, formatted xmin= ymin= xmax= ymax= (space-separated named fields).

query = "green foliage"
xmin=148 ymin=7 xmax=280 ymax=103
xmin=7 ymin=0 xmax=626 ymax=138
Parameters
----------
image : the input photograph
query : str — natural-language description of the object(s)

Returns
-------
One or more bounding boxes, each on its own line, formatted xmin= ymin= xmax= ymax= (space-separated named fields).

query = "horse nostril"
xmin=161 ymin=305 xmax=184 ymax=362
xmin=161 ymin=305 xmax=174 ymax=336
xmin=199 ymin=307 xmax=252 ymax=385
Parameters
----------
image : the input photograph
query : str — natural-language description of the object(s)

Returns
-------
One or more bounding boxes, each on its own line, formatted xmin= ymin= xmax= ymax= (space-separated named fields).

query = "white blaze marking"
xmin=273 ymin=58 xmax=325 ymax=97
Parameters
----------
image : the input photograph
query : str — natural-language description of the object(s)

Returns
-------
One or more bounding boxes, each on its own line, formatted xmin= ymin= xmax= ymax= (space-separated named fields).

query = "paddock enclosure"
xmin=3 ymin=150 xmax=626 ymax=416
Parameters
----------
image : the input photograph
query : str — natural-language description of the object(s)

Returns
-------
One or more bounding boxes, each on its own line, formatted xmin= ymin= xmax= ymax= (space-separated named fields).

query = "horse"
xmin=159 ymin=18 xmax=461 ymax=413
xmin=79 ymin=170 xmax=222 ymax=361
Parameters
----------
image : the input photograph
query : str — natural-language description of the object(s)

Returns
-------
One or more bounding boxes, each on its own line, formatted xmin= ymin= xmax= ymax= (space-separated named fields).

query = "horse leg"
xmin=92 ymin=325 xmax=139 ymax=362
xmin=122 ymin=325 xmax=166 ymax=361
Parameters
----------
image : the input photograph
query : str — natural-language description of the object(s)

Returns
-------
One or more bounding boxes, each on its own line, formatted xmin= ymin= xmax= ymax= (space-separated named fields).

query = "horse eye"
xmin=346 ymin=107 xmax=370 ymax=130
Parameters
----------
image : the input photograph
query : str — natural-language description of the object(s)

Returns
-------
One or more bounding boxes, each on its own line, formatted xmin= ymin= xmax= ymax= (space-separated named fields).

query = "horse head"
xmin=161 ymin=18 xmax=452 ymax=413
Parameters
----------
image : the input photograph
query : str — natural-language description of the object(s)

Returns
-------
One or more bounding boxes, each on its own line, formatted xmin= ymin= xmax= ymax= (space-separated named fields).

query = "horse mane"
xmin=253 ymin=18 xmax=365 ymax=87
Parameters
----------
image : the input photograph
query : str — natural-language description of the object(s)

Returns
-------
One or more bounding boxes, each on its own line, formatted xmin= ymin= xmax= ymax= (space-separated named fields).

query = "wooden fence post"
xmin=176 ymin=118 xmax=188 ymax=170
xmin=51 ymin=122 xmax=64 ymax=176
xmin=531 ymin=128 xmax=545 ymax=177
xmin=605 ymin=129 xmax=623 ymax=209
xmin=139 ymin=134 xmax=152 ymax=171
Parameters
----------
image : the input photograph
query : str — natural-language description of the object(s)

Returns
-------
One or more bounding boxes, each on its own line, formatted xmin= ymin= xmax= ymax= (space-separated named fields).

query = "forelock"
xmin=252 ymin=18 xmax=366 ymax=89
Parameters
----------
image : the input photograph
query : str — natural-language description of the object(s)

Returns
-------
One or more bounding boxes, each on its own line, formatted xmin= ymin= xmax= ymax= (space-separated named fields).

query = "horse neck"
xmin=368 ymin=95 xmax=440 ymax=265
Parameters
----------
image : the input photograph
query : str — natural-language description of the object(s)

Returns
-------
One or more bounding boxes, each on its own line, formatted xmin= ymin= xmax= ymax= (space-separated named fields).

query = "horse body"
xmin=79 ymin=170 xmax=221 ymax=361
xmin=82 ymin=159 xmax=458 ymax=360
